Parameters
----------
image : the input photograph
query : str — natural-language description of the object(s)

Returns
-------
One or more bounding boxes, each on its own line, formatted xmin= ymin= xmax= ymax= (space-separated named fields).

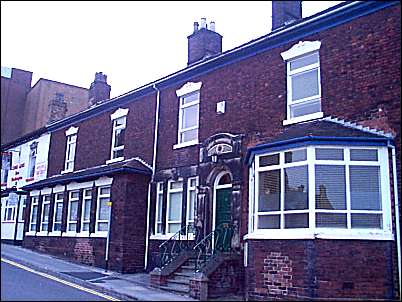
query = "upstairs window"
xmin=28 ymin=142 xmax=38 ymax=179
xmin=175 ymin=82 xmax=202 ymax=148
xmin=166 ymin=180 xmax=183 ymax=234
xmin=64 ymin=127 xmax=78 ymax=172
xmin=1 ymin=151 xmax=12 ymax=185
xmin=281 ymin=41 xmax=323 ymax=125
xmin=109 ymin=108 xmax=129 ymax=161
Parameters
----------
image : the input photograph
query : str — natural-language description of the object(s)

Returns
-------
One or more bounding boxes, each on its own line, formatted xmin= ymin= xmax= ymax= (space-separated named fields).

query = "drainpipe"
xmin=390 ymin=145 xmax=401 ymax=296
xmin=144 ymin=83 xmax=161 ymax=270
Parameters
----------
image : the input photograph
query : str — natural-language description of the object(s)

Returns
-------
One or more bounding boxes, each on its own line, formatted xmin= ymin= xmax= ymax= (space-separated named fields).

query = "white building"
xmin=1 ymin=131 xmax=50 ymax=244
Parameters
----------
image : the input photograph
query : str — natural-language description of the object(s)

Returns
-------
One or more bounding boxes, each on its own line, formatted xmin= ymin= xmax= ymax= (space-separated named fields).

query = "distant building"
xmin=1 ymin=69 xmax=111 ymax=145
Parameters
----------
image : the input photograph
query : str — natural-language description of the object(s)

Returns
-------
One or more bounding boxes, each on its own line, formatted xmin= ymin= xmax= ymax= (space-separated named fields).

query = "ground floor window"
xmin=67 ymin=191 xmax=79 ymax=231
xmin=53 ymin=193 xmax=64 ymax=231
xmin=186 ymin=177 xmax=198 ymax=231
xmin=3 ymin=200 xmax=16 ymax=222
xmin=96 ymin=186 xmax=111 ymax=232
xmin=81 ymin=188 xmax=92 ymax=232
xmin=155 ymin=182 xmax=164 ymax=234
xmin=166 ymin=180 xmax=183 ymax=234
xmin=30 ymin=196 xmax=39 ymax=232
xmin=249 ymin=146 xmax=391 ymax=238
xmin=40 ymin=195 xmax=51 ymax=231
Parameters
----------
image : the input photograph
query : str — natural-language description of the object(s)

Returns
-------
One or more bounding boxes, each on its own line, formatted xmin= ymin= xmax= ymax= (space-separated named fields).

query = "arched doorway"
xmin=212 ymin=171 xmax=232 ymax=232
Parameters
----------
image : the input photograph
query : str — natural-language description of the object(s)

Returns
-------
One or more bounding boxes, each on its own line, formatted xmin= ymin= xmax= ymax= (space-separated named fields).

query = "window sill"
xmin=244 ymin=229 xmax=393 ymax=241
xmin=62 ymin=232 xmax=77 ymax=237
xmin=106 ymin=157 xmax=124 ymax=165
xmin=25 ymin=232 xmax=36 ymax=236
xmin=283 ymin=111 xmax=324 ymax=126
xmin=173 ymin=140 xmax=199 ymax=150
xmin=48 ymin=231 xmax=62 ymax=236
xmin=36 ymin=232 xmax=49 ymax=236
xmin=90 ymin=232 xmax=107 ymax=238
xmin=61 ymin=169 xmax=73 ymax=174
xmin=2 ymin=221 xmax=16 ymax=224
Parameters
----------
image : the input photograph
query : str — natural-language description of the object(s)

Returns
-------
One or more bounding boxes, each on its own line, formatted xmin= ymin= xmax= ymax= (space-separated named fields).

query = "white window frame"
xmin=166 ymin=179 xmax=184 ymax=235
xmin=246 ymin=146 xmax=392 ymax=241
xmin=95 ymin=186 xmax=111 ymax=236
xmin=27 ymin=143 xmax=38 ymax=179
xmin=66 ymin=190 xmax=80 ymax=233
xmin=81 ymin=188 xmax=92 ymax=234
xmin=186 ymin=177 xmax=198 ymax=234
xmin=3 ymin=199 xmax=16 ymax=222
xmin=154 ymin=182 xmax=164 ymax=235
xmin=40 ymin=195 xmax=51 ymax=232
xmin=174 ymin=82 xmax=202 ymax=149
xmin=107 ymin=108 xmax=129 ymax=164
xmin=1 ymin=151 xmax=12 ymax=185
xmin=281 ymin=41 xmax=323 ymax=125
xmin=29 ymin=196 xmax=39 ymax=232
xmin=19 ymin=196 xmax=27 ymax=222
xmin=63 ymin=129 xmax=78 ymax=173
xmin=52 ymin=192 xmax=64 ymax=234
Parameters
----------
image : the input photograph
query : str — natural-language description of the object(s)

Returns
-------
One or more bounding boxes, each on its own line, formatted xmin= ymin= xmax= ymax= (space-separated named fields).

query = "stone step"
xmin=174 ymin=271 xmax=194 ymax=278
xmin=160 ymin=282 xmax=189 ymax=294
xmin=167 ymin=277 xmax=190 ymax=285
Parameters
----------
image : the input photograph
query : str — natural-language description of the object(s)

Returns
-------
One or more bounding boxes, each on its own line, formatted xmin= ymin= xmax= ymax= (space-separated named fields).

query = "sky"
xmin=1 ymin=1 xmax=343 ymax=99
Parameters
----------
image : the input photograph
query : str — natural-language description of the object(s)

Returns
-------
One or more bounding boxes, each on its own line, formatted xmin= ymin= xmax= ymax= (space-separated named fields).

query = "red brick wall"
xmin=109 ymin=173 xmax=150 ymax=273
xmin=1 ymin=69 xmax=32 ymax=145
xmin=47 ymin=94 xmax=156 ymax=177
xmin=246 ymin=239 xmax=395 ymax=300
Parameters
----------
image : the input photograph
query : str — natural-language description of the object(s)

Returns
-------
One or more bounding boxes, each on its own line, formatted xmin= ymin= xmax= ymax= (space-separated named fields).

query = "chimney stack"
xmin=272 ymin=1 xmax=302 ymax=31
xmin=88 ymin=72 xmax=111 ymax=106
xmin=187 ymin=18 xmax=222 ymax=65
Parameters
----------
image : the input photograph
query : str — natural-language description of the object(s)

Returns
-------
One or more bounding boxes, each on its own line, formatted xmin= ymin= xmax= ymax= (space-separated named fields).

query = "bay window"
xmin=249 ymin=146 xmax=391 ymax=239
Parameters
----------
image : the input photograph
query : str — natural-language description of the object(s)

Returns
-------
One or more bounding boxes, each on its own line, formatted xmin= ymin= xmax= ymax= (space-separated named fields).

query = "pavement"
xmin=1 ymin=243 xmax=196 ymax=301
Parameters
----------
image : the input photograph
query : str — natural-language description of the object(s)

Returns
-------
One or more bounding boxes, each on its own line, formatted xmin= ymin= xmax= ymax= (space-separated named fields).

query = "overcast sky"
xmin=1 ymin=1 xmax=343 ymax=98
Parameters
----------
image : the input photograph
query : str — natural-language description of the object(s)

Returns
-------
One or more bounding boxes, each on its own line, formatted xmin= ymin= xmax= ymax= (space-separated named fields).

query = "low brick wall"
xmin=23 ymin=236 xmax=107 ymax=269
xmin=245 ymin=239 xmax=396 ymax=300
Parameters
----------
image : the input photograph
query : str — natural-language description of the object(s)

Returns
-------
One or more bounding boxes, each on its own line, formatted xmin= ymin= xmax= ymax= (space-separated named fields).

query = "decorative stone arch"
xmin=195 ymin=132 xmax=244 ymax=250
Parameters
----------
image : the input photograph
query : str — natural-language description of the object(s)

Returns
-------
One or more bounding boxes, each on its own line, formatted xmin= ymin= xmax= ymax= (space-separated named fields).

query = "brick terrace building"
xmin=2 ymin=1 xmax=400 ymax=300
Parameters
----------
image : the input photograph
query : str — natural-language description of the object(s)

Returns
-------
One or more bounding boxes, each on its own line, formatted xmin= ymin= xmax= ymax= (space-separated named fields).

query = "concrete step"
xmin=160 ymin=282 xmax=189 ymax=294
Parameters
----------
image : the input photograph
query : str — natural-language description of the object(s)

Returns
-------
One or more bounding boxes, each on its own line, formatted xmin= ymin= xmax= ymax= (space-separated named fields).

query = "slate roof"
xmin=246 ymin=117 xmax=394 ymax=165
xmin=22 ymin=157 xmax=152 ymax=191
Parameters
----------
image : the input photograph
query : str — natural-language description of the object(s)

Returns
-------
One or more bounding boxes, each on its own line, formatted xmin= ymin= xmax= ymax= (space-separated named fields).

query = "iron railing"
xmin=158 ymin=224 xmax=194 ymax=268
xmin=193 ymin=223 xmax=235 ymax=272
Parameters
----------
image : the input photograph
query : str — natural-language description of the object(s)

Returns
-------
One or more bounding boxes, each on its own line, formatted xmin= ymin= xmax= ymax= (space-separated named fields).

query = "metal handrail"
xmin=158 ymin=224 xmax=194 ymax=268
xmin=193 ymin=223 xmax=235 ymax=272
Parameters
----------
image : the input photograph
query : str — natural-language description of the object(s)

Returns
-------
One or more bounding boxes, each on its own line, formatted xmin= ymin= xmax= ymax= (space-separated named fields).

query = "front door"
xmin=215 ymin=188 xmax=231 ymax=228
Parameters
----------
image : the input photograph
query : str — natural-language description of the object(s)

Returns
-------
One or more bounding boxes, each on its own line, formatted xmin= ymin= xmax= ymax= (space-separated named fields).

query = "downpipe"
xmin=144 ymin=83 xmax=161 ymax=270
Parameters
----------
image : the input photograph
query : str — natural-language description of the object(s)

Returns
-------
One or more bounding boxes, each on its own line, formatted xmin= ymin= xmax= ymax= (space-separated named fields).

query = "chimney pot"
xmin=200 ymin=17 xmax=207 ymax=29
xmin=210 ymin=21 xmax=215 ymax=32
xmin=193 ymin=21 xmax=199 ymax=33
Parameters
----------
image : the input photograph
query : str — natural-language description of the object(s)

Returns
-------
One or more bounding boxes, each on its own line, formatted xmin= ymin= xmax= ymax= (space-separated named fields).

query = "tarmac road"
xmin=1 ymin=260 xmax=114 ymax=301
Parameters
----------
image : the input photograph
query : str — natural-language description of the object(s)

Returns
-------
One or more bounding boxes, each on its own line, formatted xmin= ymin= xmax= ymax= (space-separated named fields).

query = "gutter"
xmin=22 ymin=166 xmax=151 ymax=191
xmin=245 ymin=135 xmax=393 ymax=165
xmin=144 ymin=84 xmax=161 ymax=270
